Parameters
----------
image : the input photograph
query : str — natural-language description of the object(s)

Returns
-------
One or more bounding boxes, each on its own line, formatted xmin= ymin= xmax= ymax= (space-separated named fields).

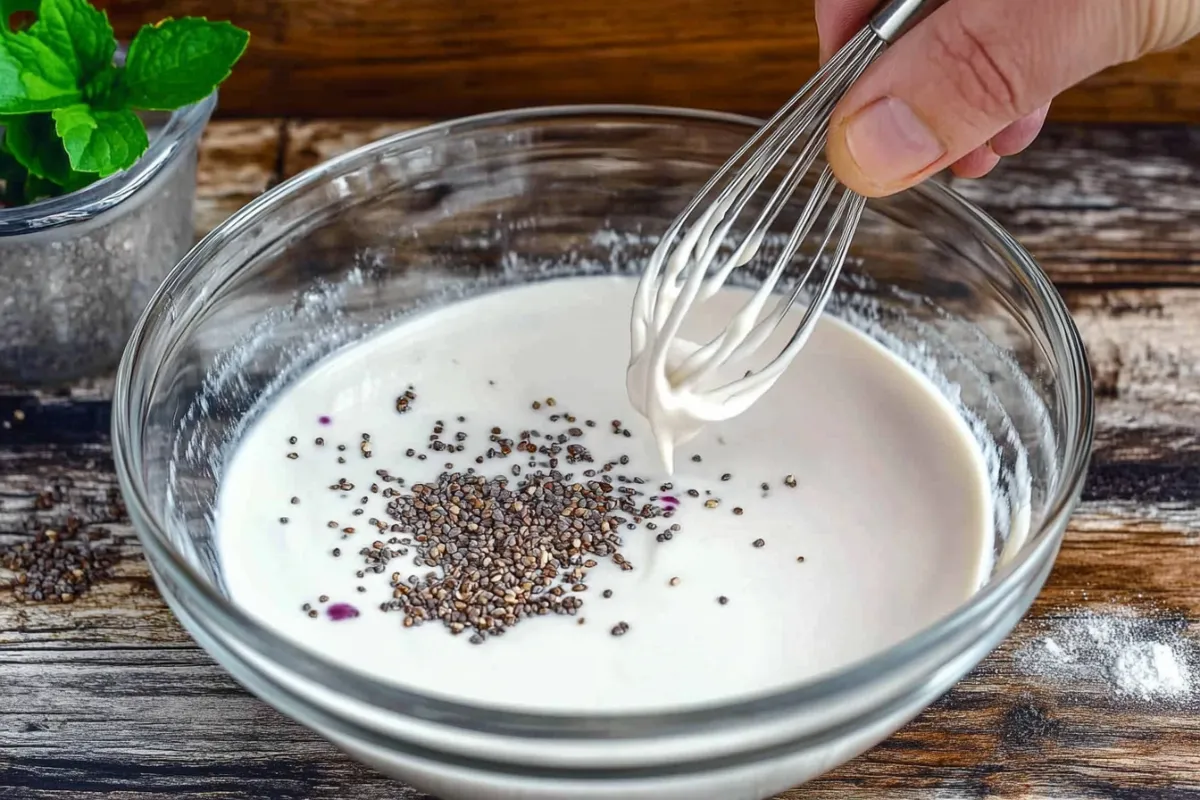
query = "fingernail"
xmin=843 ymin=97 xmax=945 ymax=188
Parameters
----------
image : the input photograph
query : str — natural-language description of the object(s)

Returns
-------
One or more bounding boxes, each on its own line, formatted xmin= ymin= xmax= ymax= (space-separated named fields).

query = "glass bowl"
xmin=113 ymin=105 xmax=1093 ymax=800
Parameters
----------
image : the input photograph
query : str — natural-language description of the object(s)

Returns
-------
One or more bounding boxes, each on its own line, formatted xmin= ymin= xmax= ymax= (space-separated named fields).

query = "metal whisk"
xmin=629 ymin=0 xmax=946 ymax=468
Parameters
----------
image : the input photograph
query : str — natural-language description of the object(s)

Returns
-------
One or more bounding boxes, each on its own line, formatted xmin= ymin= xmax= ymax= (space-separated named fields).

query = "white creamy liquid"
xmin=627 ymin=194 xmax=838 ymax=473
xmin=215 ymin=276 xmax=993 ymax=714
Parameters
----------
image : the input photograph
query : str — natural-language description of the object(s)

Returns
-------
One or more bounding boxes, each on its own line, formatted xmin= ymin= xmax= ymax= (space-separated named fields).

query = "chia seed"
xmin=366 ymin=420 xmax=669 ymax=643
xmin=2 ymin=519 xmax=120 ymax=605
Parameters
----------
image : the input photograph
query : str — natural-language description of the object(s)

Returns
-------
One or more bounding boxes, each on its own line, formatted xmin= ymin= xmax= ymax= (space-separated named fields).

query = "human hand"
xmin=817 ymin=0 xmax=1200 ymax=196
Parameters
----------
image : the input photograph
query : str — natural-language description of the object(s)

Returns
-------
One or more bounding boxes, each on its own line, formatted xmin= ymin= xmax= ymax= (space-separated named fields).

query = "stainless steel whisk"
xmin=629 ymin=0 xmax=946 ymax=423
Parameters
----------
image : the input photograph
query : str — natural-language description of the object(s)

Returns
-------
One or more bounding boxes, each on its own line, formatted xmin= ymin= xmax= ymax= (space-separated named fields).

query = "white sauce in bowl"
xmin=214 ymin=275 xmax=992 ymax=714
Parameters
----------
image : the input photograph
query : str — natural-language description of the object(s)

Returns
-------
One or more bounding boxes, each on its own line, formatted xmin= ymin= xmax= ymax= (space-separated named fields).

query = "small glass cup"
xmin=0 ymin=94 xmax=215 ymax=386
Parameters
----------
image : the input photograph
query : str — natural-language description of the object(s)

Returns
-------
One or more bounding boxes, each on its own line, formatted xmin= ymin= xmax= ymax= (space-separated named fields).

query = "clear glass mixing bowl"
xmin=113 ymin=106 xmax=1093 ymax=800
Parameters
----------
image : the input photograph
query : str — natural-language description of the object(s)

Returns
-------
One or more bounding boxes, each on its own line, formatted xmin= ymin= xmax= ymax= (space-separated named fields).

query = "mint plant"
xmin=0 ymin=0 xmax=248 ymax=207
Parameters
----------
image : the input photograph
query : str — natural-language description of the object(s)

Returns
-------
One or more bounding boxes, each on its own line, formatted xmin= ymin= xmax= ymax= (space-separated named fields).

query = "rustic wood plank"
xmin=194 ymin=120 xmax=284 ymax=239
xmin=950 ymin=127 xmax=1200 ymax=286
xmin=282 ymin=120 xmax=430 ymax=178
xmin=96 ymin=0 xmax=1200 ymax=123
xmin=282 ymin=121 xmax=1200 ymax=286
xmin=3 ymin=286 xmax=1200 ymax=798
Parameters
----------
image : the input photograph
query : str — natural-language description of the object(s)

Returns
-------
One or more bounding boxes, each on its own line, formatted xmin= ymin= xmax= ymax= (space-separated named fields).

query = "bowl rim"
xmin=113 ymin=103 xmax=1095 ymax=736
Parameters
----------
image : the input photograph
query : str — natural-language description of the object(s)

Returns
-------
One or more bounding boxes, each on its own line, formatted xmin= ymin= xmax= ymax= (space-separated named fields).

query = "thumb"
xmin=825 ymin=0 xmax=1200 ymax=197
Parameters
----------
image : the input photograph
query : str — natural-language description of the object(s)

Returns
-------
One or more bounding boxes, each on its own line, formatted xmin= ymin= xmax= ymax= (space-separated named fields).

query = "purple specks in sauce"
xmin=318 ymin=415 xmax=332 ymax=426
xmin=327 ymin=603 xmax=359 ymax=621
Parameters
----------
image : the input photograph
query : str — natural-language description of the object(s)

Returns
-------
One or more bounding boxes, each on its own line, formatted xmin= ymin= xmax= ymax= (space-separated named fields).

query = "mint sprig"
xmin=0 ymin=0 xmax=248 ymax=208
xmin=124 ymin=19 xmax=247 ymax=110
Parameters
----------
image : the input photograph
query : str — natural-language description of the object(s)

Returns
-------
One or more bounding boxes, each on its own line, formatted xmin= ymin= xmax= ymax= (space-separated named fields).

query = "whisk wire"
xmin=629 ymin=0 xmax=947 ymax=468
xmin=636 ymin=28 xmax=883 ymax=335
xmin=659 ymin=30 xmax=885 ymax=394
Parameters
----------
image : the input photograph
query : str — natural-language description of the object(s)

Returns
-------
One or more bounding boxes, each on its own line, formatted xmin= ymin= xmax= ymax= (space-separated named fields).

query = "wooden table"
xmin=2 ymin=119 xmax=1199 ymax=799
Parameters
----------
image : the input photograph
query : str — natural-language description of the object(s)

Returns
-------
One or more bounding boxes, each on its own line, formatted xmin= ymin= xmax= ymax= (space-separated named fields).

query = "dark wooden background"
xmin=94 ymin=0 xmax=1200 ymax=122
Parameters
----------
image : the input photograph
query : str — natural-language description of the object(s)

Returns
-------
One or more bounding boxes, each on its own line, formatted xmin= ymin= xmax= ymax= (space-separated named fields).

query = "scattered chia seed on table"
xmin=1 ymin=487 xmax=125 ymax=604
xmin=2 ymin=526 xmax=119 ymax=603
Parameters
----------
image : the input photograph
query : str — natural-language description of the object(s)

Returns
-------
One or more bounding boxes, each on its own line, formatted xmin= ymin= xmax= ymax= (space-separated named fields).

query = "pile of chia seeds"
xmin=1 ymin=486 xmax=125 ymax=603
xmin=283 ymin=388 xmax=804 ymax=642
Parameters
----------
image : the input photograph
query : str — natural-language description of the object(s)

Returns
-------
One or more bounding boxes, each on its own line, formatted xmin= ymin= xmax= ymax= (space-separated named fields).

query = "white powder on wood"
xmin=1017 ymin=610 xmax=1195 ymax=703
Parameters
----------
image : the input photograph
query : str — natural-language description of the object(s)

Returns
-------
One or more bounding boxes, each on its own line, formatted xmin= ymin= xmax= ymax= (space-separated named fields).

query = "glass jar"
xmin=0 ymin=94 xmax=215 ymax=386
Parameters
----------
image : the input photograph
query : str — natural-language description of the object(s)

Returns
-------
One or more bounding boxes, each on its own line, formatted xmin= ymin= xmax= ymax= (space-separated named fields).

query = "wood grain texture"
xmin=3 ymin=120 xmax=1200 ymax=798
xmin=194 ymin=120 xmax=284 ymax=238
xmin=282 ymin=120 xmax=1200 ymax=285
xmin=282 ymin=119 xmax=429 ymax=178
xmin=95 ymin=0 xmax=1200 ymax=123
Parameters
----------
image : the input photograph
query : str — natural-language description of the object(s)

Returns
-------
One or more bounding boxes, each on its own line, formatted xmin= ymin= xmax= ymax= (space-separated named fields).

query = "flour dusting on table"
xmin=1018 ymin=609 xmax=1196 ymax=704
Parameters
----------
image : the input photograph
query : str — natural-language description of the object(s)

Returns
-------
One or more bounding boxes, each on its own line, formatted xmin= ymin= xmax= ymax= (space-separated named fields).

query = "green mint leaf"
xmin=3 ymin=111 xmax=73 ymax=182
xmin=0 ymin=30 xmax=81 ymax=113
xmin=82 ymin=62 xmax=122 ymax=108
xmin=52 ymin=103 xmax=146 ymax=176
xmin=123 ymin=18 xmax=248 ymax=110
xmin=30 ymin=0 xmax=115 ymax=80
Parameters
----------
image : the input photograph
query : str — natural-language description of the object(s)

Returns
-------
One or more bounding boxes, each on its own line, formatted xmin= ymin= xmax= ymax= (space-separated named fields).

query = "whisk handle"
xmin=869 ymin=0 xmax=949 ymax=42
